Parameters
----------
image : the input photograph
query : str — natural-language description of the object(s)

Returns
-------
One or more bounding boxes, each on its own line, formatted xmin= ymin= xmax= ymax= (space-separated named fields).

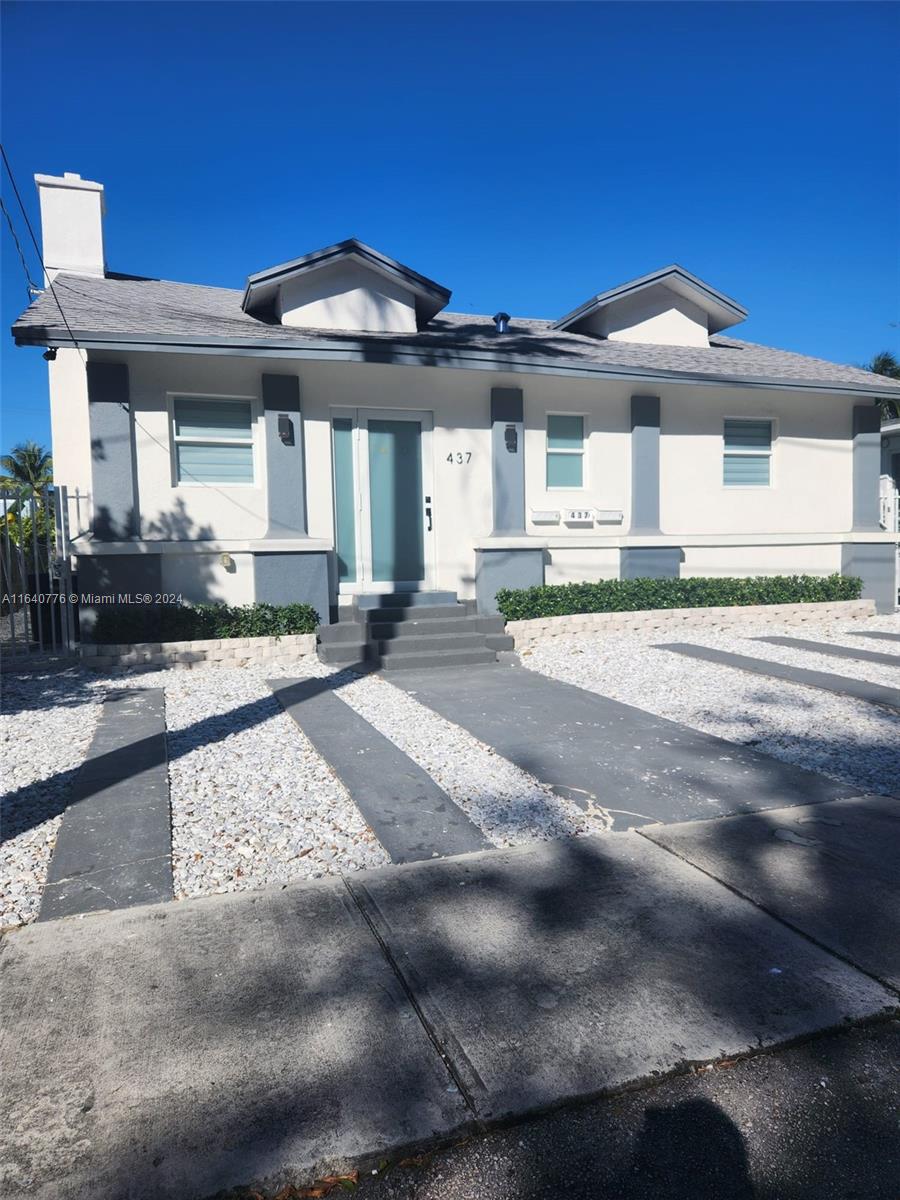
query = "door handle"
xmin=425 ymin=495 xmax=433 ymax=532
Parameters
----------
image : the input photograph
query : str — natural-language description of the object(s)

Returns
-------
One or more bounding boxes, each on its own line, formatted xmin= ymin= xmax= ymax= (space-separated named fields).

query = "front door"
xmin=331 ymin=408 xmax=434 ymax=593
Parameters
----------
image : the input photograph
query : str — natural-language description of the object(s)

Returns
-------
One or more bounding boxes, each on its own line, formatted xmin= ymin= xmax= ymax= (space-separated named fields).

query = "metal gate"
xmin=1 ymin=485 xmax=76 ymax=659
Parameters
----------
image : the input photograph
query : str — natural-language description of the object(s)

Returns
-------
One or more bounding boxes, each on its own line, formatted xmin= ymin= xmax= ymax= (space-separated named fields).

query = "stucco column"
xmin=86 ymin=360 xmax=137 ymax=540
xmin=490 ymin=387 xmax=525 ymax=533
xmin=851 ymin=404 xmax=882 ymax=531
xmin=261 ymin=373 xmax=306 ymax=537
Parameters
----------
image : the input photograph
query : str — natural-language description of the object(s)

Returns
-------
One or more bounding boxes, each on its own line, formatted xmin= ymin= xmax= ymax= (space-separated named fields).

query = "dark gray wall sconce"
xmin=504 ymin=423 xmax=518 ymax=453
xmin=277 ymin=415 xmax=295 ymax=446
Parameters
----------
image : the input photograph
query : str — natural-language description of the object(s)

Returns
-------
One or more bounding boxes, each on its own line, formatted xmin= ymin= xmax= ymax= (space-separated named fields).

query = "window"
xmin=172 ymin=397 xmax=254 ymax=484
xmin=547 ymin=415 xmax=585 ymax=488
xmin=723 ymin=418 xmax=772 ymax=487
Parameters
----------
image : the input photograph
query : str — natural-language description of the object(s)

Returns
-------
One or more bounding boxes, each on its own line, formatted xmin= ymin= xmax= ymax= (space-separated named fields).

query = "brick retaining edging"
xmin=81 ymin=632 xmax=317 ymax=671
xmin=506 ymin=599 xmax=876 ymax=649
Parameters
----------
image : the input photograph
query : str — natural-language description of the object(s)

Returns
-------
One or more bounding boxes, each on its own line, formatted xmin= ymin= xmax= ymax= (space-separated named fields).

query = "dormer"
xmin=241 ymin=237 xmax=451 ymax=334
xmin=553 ymin=265 xmax=747 ymax=347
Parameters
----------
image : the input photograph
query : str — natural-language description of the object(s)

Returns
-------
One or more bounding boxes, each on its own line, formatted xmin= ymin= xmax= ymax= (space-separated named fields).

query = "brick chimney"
xmin=34 ymin=171 xmax=106 ymax=283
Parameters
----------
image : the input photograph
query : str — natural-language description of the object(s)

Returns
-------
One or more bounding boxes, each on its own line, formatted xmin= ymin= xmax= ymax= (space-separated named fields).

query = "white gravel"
xmin=3 ymin=612 xmax=897 ymax=929
xmin=335 ymin=670 xmax=614 ymax=845
xmin=161 ymin=662 xmax=388 ymax=900
xmin=1 ymin=668 xmax=105 ymax=928
xmin=524 ymin=614 xmax=900 ymax=799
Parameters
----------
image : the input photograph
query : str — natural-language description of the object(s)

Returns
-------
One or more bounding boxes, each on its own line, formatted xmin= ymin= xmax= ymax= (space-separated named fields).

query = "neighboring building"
xmin=882 ymin=415 xmax=900 ymax=586
xmin=10 ymin=171 xmax=900 ymax=631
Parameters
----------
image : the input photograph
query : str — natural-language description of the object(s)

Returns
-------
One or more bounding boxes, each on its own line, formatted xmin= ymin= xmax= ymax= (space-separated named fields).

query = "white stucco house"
xmin=10 ymin=171 xmax=900 ymax=643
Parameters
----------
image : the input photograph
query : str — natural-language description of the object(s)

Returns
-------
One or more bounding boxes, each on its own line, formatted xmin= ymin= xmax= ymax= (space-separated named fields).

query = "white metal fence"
xmin=0 ymin=485 xmax=76 ymax=658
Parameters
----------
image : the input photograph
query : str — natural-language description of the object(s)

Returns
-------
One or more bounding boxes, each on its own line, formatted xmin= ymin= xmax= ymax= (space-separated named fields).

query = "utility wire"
xmin=1 ymin=143 xmax=84 ymax=357
xmin=0 ymin=195 xmax=41 ymax=298
xmin=1 ymin=146 xmax=263 ymax=520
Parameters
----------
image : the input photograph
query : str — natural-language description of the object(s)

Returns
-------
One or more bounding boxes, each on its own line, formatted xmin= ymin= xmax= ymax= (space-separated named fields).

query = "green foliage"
xmin=0 ymin=441 xmax=53 ymax=490
xmin=92 ymin=601 xmax=319 ymax=644
xmin=495 ymin=574 xmax=862 ymax=621
xmin=866 ymin=350 xmax=900 ymax=380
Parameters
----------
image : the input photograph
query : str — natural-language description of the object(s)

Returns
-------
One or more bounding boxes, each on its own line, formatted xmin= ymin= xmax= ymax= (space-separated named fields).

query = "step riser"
xmin=378 ymin=633 xmax=487 ymax=655
xmin=318 ymin=643 xmax=370 ymax=665
xmin=354 ymin=591 xmax=459 ymax=611
xmin=379 ymin=649 xmax=499 ymax=672
xmin=363 ymin=606 xmax=466 ymax=623
xmin=368 ymin=617 xmax=505 ymax=639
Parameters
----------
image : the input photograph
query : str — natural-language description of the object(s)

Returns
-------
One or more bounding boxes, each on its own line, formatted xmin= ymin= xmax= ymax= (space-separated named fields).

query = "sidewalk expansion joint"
xmin=342 ymin=873 xmax=487 ymax=1121
xmin=636 ymin=822 xmax=900 ymax=1002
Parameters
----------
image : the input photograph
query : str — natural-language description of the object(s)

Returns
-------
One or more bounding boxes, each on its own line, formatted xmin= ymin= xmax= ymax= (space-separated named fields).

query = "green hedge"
xmin=495 ymin=574 xmax=862 ymax=621
xmin=92 ymin=601 xmax=319 ymax=645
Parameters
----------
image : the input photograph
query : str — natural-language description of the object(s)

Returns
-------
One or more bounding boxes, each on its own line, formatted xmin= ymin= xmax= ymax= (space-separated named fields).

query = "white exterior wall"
xmin=578 ymin=285 xmax=710 ymax=347
xmin=660 ymin=386 xmax=853 ymax=535
xmin=48 ymin=349 xmax=93 ymax=539
xmin=58 ymin=349 xmax=874 ymax=603
xmin=121 ymin=352 xmax=269 ymax=541
xmin=277 ymin=262 xmax=418 ymax=333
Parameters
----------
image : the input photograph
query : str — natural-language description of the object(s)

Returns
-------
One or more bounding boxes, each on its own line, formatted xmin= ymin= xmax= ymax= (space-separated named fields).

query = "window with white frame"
xmin=547 ymin=414 xmax=585 ymax=488
xmin=172 ymin=397 xmax=254 ymax=484
xmin=723 ymin=418 xmax=772 ymax=487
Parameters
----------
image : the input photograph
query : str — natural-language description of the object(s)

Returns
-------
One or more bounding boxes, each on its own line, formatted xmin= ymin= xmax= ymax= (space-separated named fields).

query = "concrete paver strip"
xmin=39 ymin=689 xmax=172 ymax=921
xmin=640 ymin=794 xmax=900 ymax=991
xmin=392 ymin=665 xmax=853 ymax=829
xmin=346 ymin=834 xmax=896 ymax=1124
xmin=657 ymin=644 xmax=900 ymax=712
xmin=271 ymin=678 xmax=491 ymax=862
xmin=753 ymin=635 xmax=900 ymax=667
xmin=849 ymin=629 xmax=900 ymax=644
xmin=0 ymin=878 xmax=469 ymax=1200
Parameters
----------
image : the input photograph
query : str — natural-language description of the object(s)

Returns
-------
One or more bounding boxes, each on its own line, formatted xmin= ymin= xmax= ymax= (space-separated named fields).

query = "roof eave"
xmin=13 ymin=323 xmax=898 ymax=399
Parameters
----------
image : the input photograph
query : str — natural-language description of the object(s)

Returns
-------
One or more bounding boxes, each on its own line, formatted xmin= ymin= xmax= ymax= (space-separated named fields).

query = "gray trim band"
xmin=852 ymin=403 xmax=882 ymax=531
xmin=490 ymin=387 xmax=525 ymax=533
xmin=86 ymin=361 xmax=138 ymax=541
xmin=261 ymin=373 xmax=306 ymax=537
xmin=630 ymin=394 xmax=661 ymax=534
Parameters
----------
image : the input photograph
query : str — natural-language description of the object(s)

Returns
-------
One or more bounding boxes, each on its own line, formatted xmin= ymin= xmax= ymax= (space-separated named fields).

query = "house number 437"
xmin=446 ymin=451 xmax=472 ymax=464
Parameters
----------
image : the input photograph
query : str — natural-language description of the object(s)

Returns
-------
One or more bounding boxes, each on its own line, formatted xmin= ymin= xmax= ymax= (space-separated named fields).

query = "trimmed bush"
xmin=495 ymin=574 xmax=862 ymax=622
xmin=92 ymin=601 xmax=319 ymax=645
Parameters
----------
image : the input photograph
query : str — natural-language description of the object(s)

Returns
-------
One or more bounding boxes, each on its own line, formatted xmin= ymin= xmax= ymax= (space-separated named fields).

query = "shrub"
xmin=92 ymin=601 xmax=319 ymax=644
xmin=495 ymin=574 xmax=862 ymax=622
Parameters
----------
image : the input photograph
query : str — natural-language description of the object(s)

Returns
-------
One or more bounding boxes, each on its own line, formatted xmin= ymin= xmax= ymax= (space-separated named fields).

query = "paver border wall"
xmin=506 ymin=599 xmax=876 ymax=648
xmin=81 ymin=632 xmax=318 ymax=671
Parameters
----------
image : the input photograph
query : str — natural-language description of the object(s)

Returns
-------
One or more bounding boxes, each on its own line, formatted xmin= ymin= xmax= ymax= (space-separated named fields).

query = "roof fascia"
xmin=13 ymin=325 xmax=894 ymax=399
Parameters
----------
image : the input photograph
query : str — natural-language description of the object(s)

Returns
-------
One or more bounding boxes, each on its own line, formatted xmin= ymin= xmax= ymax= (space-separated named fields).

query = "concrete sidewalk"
xmin=2 ymin=824 xmax=897 ymax=1200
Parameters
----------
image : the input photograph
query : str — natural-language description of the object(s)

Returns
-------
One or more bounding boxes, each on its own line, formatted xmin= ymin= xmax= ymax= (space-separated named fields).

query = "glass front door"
xmin=331 ymin=409 xmax=433 ymax=591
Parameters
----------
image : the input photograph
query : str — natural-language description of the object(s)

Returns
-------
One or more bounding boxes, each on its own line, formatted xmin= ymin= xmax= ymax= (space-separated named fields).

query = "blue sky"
xmin=2 ymin=0 xmax=898 ymax=455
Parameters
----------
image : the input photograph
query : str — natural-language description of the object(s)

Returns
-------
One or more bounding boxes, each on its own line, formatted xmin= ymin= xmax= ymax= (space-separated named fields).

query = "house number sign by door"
xmin=446 ymin=452 xmax=472 ymax=464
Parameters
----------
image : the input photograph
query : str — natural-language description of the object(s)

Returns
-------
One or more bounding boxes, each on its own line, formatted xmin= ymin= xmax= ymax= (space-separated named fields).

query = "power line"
xmin=0 ymin=195 xmax=41 ymax=298
xmin=1 ymin=143 xmax=84 ymax=357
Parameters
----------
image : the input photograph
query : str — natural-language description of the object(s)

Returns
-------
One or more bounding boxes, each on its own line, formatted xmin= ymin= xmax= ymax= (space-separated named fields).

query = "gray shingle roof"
xmin=11 ymin=272 xmax=900 ymax=396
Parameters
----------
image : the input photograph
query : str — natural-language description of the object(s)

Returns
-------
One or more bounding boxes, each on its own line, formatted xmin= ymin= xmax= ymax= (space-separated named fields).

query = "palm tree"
xmin=861 ymin=351 xmax=900 ymax=421
xmin=0 ymin=440 xmax=53 ymax=490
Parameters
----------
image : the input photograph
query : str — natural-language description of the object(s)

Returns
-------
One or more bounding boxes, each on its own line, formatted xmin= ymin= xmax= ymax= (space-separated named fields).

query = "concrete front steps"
xmin=317 ymin=591 xmax=514 ymax=671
